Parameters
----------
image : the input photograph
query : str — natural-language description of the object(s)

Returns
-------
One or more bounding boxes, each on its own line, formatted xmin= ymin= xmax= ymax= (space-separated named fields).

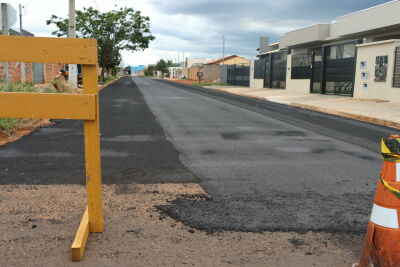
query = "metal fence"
xmin=254 ymin=59 xmax=264 ymax=79
xmin=227 ymin=64 xmax=250 ymax=86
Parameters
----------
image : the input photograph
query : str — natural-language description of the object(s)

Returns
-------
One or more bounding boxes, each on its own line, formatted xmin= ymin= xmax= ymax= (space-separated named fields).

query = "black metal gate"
xmin=262 ymin=51 xmax=287 ymax=89
xmin=227 ymin=64 xmax=250 ymax=86
xmin=264 ymin=55 xmax=271 ymax=88
xmin=271 ymin=51 xmax=287 ymax=89
xmin=312 ymin=41 xmax=358 ymax=96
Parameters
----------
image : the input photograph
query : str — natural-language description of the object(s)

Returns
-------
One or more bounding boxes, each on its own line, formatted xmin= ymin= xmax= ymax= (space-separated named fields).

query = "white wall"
xmin=249 ymin=60 xmax=264 ymax=88
xmin=354 ymin=39 xmax=400 ymax=103
xmin=330 ymin=1 xmax=400 ymax=38
xmin=280 ymin=24 xmax=330 ymax=49
xmin=285 ymin=55 xmax=311 ymax=93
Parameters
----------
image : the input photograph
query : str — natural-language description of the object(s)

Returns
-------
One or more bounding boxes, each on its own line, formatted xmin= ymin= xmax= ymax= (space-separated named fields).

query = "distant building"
xmin=132 ymin=65 xmax=145 ymax=74
xmin=185 ymin=58 xmax=206 ymax=68
xmin=249 ymin=0 xmax=400 ymax=103
xmin=205 ymin=55 xmax=250 ymax=66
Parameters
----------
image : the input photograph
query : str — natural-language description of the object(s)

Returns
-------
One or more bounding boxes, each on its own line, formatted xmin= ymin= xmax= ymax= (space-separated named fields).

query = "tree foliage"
xmin=47 ymin=7 xmax=155 ymax=81
xmin=156 ymin=59 xmax=168 ymax=74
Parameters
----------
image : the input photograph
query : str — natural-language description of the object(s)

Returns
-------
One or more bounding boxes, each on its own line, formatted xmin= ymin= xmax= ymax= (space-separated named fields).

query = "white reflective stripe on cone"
xmin=370 ymin=203 xmax=399 ymax=229
xmin=397 ymin=163 xmax=400 ymax=182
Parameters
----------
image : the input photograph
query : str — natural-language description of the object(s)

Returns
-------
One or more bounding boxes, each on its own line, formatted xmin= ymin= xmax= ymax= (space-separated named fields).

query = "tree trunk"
xmin=100 ymin=67 xmax=105 ymax=83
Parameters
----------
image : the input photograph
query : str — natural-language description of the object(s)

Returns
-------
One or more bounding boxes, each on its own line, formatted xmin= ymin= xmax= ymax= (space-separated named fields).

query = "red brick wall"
xmin=0 ymin=62 xmax=33 ymax=83
xmin=44 ymin=63 xmax=64 ymax=83
xmin=0 ymin=62 xmax=63 ymax=84
xmin=188 ymin=66 xmax=200 ymax=81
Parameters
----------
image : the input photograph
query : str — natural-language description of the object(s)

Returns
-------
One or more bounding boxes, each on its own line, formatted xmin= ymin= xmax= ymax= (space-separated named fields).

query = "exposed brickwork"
xmin=44 ymin=63 xmax=64 ymax=83
xmin=0 ymin=62 xmax=63 ymax=84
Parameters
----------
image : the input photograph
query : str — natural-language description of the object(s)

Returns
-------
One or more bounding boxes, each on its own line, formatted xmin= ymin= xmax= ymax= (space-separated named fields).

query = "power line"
xmin=92 ymin=0 xmax=99 ymax=9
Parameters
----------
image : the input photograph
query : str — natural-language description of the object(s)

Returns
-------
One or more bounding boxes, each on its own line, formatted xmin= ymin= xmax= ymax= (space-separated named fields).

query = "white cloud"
xmin=5 ymin=0 xmax=391 ymax=66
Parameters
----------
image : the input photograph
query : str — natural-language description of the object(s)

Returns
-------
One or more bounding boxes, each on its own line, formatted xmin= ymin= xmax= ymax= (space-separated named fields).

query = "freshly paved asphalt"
xmin=135 ymin=77 xmax=399 ymax=233
xmin=1 ymin=76 xmax=399 ymax=233
xmin=0 ymin=77 xmax=195 ymax=184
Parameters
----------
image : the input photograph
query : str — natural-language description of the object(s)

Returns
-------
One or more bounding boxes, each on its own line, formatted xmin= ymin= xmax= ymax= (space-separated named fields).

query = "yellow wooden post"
xmin=0 ymin=36 xmax=105 ymax=261
xmin=83 ymin=64 xmax=103 ymax=233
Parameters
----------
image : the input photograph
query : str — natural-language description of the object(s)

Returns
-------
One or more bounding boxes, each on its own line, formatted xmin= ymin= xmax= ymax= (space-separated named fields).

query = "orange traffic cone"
xmin=357 ymin=135 xmax=400 ymax=267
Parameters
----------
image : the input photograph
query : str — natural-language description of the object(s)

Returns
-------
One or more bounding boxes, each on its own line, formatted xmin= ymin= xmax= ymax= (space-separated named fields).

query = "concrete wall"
xmin=280 ymin=24 xmax=330 ymax=49
xmin=330 ymin=1 xmax=400 ymax=38
xmin=249 ymin=60 xmax=263 ymax=88
xmin=220 ymin=65 xmax=228 ymax=84
xmin=354 ymin=39 xmax=400 ymax=103
xmin=285 ymin=55 xmax=310 ymax=93
xmin=181 ymin=68 xmax=189 ymax=79
xmin=201 ymin=64 xmax=221 ymax=83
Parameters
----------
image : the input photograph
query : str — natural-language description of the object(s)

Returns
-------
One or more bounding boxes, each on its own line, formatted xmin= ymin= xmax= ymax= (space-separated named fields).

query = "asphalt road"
xmin=135 ymin=77 xmax=399 ymax=233
xmin=1 ymin=76 xmax=399 ymax=234
xmin=0 ymin=77 xmax=195 ymax=184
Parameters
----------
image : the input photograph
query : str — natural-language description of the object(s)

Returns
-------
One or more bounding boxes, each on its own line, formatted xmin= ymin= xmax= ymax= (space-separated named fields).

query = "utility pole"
xmin=1 ymin=3 xmax=9 ymax=85
xmin=68 ymin=0 xmax=78 ymax=87
xmin=19 ymin=4 xmax=25 ymax=82
xmin=222 ymin=35 xmax=225 ymax=65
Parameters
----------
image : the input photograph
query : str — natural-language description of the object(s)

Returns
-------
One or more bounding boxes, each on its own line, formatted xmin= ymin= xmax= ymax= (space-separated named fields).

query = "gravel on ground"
xmin=0 ymin=183 xmax=362 ymax=266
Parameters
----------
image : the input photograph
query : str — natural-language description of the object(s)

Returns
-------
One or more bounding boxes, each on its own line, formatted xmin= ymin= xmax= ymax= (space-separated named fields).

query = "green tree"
xmin=47 ymin=7 xmax=155 ymax=82
xmin=166 ymin=59 xmax=176 ymax=67
xmin=156 ymin=59 xmax=168 ymax=74
xmin=144 ymin=65 xmax=156 ymax=76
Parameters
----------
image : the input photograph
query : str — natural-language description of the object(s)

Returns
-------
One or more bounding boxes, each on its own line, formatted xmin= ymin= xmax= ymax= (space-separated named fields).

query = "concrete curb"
xmin=290 ymin=103 xmax=400 ymax=129
xmin=203 ymin=86 xmax=400 ymax=130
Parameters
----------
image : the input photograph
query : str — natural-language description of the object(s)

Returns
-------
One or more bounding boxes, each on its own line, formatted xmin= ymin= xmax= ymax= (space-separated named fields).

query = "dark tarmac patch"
xmin=0 ymin=77 xmax=196 ymax=185
xmin=201 ymin=149 xmax=217 ymax=155
xmin=157 ymin=191 xmax=374 ymax=233
xmin=220 ymin=132 xmax=241 ymax=140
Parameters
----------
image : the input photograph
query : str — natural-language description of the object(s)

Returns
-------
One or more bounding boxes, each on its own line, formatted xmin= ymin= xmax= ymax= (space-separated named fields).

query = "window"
xmin=327 ymin=43 xmax=356 ymax=59
xmin=343 ymin=44 xmax=356 ymax=58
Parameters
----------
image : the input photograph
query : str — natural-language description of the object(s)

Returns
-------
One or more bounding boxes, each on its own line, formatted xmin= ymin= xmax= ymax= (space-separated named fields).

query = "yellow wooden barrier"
xmin=0 ymin=36 xmax=103 ymax=261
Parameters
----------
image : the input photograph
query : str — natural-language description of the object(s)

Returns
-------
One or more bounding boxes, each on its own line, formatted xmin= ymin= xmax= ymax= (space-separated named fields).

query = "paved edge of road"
xmin=210 ymin=88 xmax=400 ymax=130
xmin=163 ymin=79 xmax=400 ymax=130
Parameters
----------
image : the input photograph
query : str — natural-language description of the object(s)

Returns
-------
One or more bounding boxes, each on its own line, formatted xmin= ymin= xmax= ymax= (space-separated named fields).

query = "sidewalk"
xmin=204 ymin=86 xmax=400 ymax=129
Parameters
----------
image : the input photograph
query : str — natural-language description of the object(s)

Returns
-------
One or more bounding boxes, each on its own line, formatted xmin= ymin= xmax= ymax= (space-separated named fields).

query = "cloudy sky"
xmin=8 ymin=0 xmax=392 ymax=66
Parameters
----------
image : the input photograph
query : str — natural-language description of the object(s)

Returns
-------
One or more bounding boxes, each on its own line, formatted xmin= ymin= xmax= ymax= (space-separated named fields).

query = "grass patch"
xmin=0 ymin=80 xmax=55 ymax=137
xmin=0 ymin=118 xmax=21 ymax=136
xmin=104 ymin=75 xmax=118 ymax=83
xmin=0 ymin=80 xmax=35 ymax=92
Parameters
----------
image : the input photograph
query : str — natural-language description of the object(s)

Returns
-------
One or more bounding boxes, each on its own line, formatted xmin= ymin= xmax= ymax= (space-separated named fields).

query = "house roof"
xmin=204 ymin=55 xmax=241 ymax=65
xmin=9 ymin=28 xmax=34 ymax=37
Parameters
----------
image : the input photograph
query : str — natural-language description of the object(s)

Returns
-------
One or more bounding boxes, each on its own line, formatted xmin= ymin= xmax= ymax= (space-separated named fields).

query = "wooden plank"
xmin=0 ymin=92 xmax=96 ymax=120
xmin=71 ymin=207 xmax=89 ymax=261
xmin=0 ymin=36 xmax=97 ymax=64
xmin=83 ymin=64 xmax=104 ymax=233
